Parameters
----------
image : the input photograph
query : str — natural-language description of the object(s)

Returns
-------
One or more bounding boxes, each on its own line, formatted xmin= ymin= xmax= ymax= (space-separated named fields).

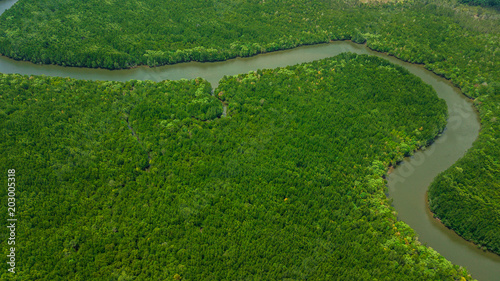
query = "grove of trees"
xmin=0 ymin=0 xmax=498 ymax=277
xmin=0 ymin=54 xmax=472 ymax=280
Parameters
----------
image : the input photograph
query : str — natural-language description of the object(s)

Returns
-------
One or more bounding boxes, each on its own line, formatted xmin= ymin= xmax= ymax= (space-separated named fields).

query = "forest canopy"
xmin=0 ymin=54 xmax=472 ymax=280
xmin=459 ymin=0 xmax=500 ymax=8
xmin=0 ymin=0 xmax=499 ymax=275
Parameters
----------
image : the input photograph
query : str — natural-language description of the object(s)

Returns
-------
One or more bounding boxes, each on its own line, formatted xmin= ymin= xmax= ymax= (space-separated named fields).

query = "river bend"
xmin=1 ymin=0 xmax=499 ymax=279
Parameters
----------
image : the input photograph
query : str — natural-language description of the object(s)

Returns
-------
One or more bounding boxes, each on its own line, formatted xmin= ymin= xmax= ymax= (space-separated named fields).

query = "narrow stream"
xmin=1 ymin=0 xmax=498 ymax=279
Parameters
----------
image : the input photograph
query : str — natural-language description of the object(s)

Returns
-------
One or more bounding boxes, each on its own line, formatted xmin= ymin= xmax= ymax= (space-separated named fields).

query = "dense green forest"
xmin=0 ymin=0 xmax=499 ymax=275
xmin=0 ymin=0 xmax=497 ymax=72
xmin=428 ymin=91 xmax=500 ymax=254
xmin=5 ymin=0 xmax=489 ymax=256
xmin=0 ymin=54 xmax=473 ymax=280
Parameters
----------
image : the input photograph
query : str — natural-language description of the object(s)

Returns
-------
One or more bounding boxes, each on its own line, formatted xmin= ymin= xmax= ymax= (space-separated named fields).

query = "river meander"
xmin=1 ymin=0 xmax=499 ymax=279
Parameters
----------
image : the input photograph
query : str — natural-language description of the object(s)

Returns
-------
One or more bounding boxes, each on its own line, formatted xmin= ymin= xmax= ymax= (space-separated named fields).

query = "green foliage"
xmin=0 ymin=0 xmax=348 ymax=69
xmin=0 ymin=54 xmax=470 ymax=280
xmin=459 ymin=0 xmax=500 ymax=8
xmin=429 ymin=86 xmax=500 ymax=254
xmin=0 ymin=0 xmax=498 ymax=275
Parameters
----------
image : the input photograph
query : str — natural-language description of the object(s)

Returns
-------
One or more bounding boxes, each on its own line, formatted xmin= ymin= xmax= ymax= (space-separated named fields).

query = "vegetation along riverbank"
xmin=0 ymin=0 xmax=498 ymax=278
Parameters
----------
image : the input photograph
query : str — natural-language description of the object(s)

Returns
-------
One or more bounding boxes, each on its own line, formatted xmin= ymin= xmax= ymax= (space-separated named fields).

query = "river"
xmin=1 ymin=0 xmax=499 ymax=279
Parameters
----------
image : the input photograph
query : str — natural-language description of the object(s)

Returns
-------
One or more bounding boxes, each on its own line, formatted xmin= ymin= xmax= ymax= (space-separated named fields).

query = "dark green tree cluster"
xmin=0 ymin=0 xmax=347 ymax=69
xmin=0 ymin=74 xmax=220 ymax=280
xmin=0 ymin=54 xmax=471 ymax=280
xmin=429 ymin=86 xmax=500 ymax=254
xmin=363 ymin=2 xmax=500 ymax=255
xmin=0 ymin=0 xmax=497 ymax=71
xmin=0 ymin=0 xmax=499 ymax=272
xmin=458 ymin=0 xmax=499 ymax=8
